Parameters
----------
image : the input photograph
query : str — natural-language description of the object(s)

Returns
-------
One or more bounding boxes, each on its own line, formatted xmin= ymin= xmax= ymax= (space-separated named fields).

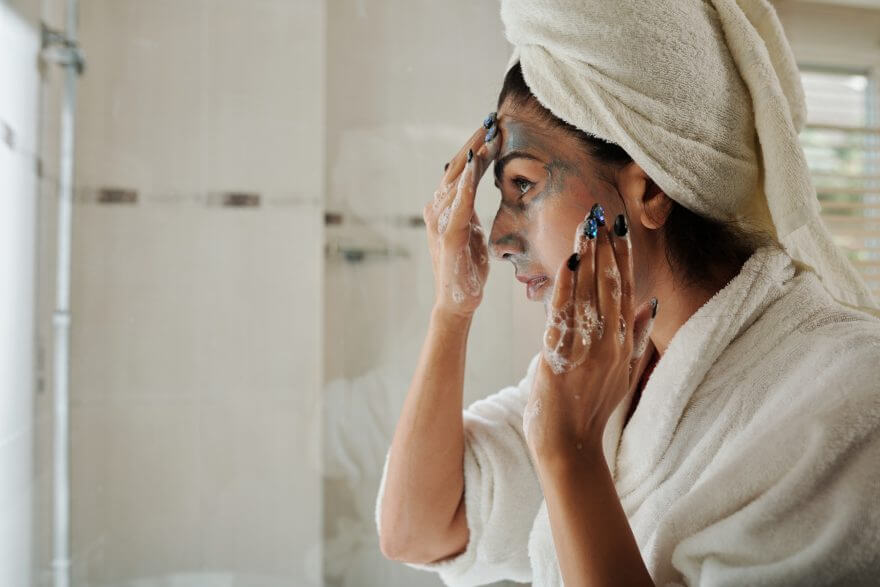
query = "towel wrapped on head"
xmin=499 ymin=0 xmax=880 ymax=317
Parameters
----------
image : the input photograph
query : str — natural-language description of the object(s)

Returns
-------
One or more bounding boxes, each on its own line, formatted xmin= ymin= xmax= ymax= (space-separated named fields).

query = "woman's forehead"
xmin=496 ymin=111 xmax=582 ymax=165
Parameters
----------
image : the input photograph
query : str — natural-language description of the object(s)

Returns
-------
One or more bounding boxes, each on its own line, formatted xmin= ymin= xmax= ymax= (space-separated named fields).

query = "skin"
xmin=380 ymin=101 xmax=745 ymax=582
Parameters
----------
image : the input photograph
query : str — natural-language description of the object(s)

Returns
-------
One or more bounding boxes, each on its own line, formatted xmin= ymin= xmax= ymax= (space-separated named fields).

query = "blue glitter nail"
xmin=583 ymin=217 xmax=598 ymax=239
xmin=482 ymin=111 xmax=497 ymax=129
xmin=484 ymin=124 xmax=497 ymax=143
xmin=590 ymin=203 xmax=606 ymax=226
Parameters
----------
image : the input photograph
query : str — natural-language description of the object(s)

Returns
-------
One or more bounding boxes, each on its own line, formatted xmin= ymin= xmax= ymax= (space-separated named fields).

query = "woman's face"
xmin=488 ymin=102 xmax=632 ymax=309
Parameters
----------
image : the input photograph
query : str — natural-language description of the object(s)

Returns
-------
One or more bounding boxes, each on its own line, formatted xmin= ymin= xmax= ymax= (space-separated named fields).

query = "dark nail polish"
xmin=482 ymin=111 xmax=497 ymax=129
xmin=484 ymin=124 xmax=497 ymax=143
xmin=467 ymin=148 xmax=473 ymax=163
xmin=567 ymin=252 xmax=580 ymax=271
xmin=583 ymin=217 xmax=598 ymax=240
xmin=651 ymin=297 xmax=658 ymax=318
xmin=614 ymin=214 xmax=628 ymax=237
xmin=590 ymin=203 xmax=606 ymax=226
xmin=444 ymin=161 xmax=449 ymax=171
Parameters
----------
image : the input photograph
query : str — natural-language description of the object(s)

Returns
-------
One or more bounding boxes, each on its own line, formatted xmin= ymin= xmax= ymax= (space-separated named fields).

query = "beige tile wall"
xmin=34 ymin=1 xmax=325 ymax=586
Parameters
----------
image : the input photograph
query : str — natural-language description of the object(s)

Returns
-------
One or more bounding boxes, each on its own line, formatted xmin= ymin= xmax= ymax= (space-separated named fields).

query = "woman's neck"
xmin=648 ymin=263 xmax=742 ymax=357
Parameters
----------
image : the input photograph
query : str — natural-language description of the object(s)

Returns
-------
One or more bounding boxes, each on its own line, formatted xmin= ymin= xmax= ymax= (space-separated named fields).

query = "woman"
xmin=376 ymin=1 xmax=880 ymax=585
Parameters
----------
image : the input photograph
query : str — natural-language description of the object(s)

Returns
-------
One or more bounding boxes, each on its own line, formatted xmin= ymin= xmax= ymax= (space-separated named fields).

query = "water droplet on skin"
xmin=576 ymin=442 xmax=583 ymax=451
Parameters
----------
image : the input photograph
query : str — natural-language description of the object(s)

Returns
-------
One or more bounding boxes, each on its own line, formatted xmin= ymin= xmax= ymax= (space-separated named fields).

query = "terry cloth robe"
xmin=374 ymin=243 xmax=880 ymax=586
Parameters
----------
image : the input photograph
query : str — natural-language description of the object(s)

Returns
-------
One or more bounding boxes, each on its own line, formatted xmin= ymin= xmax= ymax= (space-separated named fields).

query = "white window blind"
xmin=799 ymin=68 xmax=880 ymax=300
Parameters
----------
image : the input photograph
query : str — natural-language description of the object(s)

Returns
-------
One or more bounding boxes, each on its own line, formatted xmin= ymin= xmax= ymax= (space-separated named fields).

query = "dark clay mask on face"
xmin=495 ymin=119 xmax=584 ymax=216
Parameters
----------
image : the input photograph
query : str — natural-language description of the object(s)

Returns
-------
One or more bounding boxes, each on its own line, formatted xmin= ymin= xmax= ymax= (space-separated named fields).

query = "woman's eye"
xmin=513 ymin=177 xmax=533 ymax=196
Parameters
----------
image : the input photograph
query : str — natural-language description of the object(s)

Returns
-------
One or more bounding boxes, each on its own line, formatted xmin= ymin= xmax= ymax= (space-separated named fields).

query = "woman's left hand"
xmin=523 ymin=205 xmax=657 ymax=467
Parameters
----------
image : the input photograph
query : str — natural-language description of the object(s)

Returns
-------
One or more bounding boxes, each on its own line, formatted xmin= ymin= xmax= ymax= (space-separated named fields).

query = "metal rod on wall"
xmin=41 ymin=1 xmax=84 ymax=586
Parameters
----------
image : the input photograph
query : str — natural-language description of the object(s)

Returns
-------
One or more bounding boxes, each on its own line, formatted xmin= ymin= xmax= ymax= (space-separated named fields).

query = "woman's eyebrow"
xmin=493 ymin=150 xmax=543 ymax=183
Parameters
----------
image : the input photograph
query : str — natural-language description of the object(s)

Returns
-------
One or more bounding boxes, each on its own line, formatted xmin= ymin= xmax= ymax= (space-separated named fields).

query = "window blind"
xmin=799 ymin=68 xmax=880 ymax=300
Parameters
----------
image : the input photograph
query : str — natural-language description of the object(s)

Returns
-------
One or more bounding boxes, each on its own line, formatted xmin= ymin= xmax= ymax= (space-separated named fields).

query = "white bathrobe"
xmin=374 ymin=244 xmax=880 ymax=586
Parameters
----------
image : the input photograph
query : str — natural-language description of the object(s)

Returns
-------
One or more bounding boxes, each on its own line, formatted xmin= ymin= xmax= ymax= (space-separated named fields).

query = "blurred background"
xmin=1 ymin=0 xmax=878 ymax=586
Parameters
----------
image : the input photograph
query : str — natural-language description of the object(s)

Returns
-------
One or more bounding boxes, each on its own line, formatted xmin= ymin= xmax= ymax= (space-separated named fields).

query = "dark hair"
xmin=497 ymin=61 xmax=773 ymax=292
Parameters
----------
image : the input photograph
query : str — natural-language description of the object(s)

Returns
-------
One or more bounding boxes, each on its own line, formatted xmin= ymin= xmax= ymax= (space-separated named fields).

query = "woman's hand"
xmin=523 ymin=205 xmax=658 ymax=466
xmin=422 ymin=114 xmax=501 ymax=318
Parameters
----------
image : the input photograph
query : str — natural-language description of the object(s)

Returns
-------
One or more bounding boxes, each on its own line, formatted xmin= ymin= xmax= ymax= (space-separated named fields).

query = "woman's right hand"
xmin=422 ymin=114 xmax=501 ymax=318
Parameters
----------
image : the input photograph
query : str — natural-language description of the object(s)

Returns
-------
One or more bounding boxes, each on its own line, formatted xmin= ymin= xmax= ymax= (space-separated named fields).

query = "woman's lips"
xmin=516 ymin=275 xmax=549 ymax=300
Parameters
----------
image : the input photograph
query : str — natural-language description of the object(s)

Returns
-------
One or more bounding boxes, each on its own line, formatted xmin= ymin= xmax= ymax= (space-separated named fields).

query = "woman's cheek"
xmin=532 ymin=214 xmax=578 ymax=268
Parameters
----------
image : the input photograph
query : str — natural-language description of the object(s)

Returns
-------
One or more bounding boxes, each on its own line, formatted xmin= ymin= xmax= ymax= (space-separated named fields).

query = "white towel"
xmin=375 ymin=244 xmax=880 ymax=585
xmin=499 ymin=0 xmax=880 ymax=319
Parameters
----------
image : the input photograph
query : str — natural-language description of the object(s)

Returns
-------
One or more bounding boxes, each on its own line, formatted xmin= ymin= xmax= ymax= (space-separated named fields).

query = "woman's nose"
xmin=488 ymin=208 xmax=523 ymax=260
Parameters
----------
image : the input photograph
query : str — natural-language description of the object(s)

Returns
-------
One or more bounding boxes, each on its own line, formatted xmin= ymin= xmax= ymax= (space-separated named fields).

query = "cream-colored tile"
xmin=71 ymin=401 xmax=201 ymax=586
xmin=198 ymin=398 xmax=320 ymax=584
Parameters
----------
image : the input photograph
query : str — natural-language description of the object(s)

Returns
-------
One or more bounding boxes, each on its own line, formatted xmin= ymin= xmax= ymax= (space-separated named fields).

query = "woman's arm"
xmin=539 ymin=444 xmax=654 ymax=587
xmin=378 ymin=307 xmax=472 ymax=562
xmin=379 ymin=119 xmax=500 ymax=562
xmin=522 ymin=205 xmax=658 ymax=585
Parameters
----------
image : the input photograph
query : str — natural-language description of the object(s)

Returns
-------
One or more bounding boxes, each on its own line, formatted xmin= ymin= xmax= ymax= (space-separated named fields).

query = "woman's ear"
xmin=617 ymin=162 xmax=673 ymax=230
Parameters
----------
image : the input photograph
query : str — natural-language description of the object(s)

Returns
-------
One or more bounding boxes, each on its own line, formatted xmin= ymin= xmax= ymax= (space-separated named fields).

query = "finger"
xmin=431 ymin=179 xmax=457 ymax=213
xmin=631 ymin=296 xmax=658 ymax=361
xmin=546 ymin=251 xmax=579 ymax=353
xmin=552 ymin=251 xmax=578 ymax=313
xmin=594 ymin=207 xmax=618 ymax=341
xmin=430 ymin=125 xmax=488 ymax=236
xmin=431 ymin=180 xmax=462 ymax=236
xmin=446 ymin=128 xmax=502 ymax=236
xmin=423 ymin=201 xmax=436 ymax=235
xmin=441 ymin=123 xmax=491 ymax=186
xmin=610 ymin=212 xmax=634 ymax=349
xmin=572 ymin=211 xmax=597 ymax=355
xmin=574 ymin=211 xmax=597 ymax=307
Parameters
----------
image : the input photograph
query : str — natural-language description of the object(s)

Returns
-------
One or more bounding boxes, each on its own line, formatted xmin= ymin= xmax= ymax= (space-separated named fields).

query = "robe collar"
xmin=606 ymin=244 xmax=796 ymax=494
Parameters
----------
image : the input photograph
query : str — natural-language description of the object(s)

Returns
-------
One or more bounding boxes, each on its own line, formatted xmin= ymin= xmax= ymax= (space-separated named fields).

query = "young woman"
xmin=376 ymin=1 xmax=880 ymax=585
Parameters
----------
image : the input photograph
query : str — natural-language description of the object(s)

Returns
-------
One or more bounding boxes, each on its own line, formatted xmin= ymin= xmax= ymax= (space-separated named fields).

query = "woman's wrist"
xmin=535 ymin=434 xmax=605 ymax=480
xmin=431 ymin=304 xmax=475 ymax=330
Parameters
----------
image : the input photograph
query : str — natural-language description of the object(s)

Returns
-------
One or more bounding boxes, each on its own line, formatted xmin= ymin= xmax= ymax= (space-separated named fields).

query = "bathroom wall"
xmin=32 ymin=0 xmax=326 ymax=585
xmin=0 ymin=3 xmax=41 ymax=586
xmin=321 ymin=2 xmax=545 ymax=586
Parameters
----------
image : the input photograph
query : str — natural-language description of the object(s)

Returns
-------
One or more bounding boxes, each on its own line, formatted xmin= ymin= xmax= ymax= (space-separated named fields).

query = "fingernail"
xmin=590 ymin=203 xmax=606 ymax=226
xmin=583 ymin=217 xmax=598 ymax=240
xmin=614 ymin=214 xmax=628 ymax=237
xmin=651 ymin=297 xmax=658 ymax=318
xmin=484 ymin=124 xmax=498 ymax=143
xmin=444 ymin=161 xmax=450 ymax=171
xmin=567 ymin=252 xmax=580 ymax=271
xmin=467 ymin=148 xmax=473 ymax=163
xmin=482 ymin=111 xmax=497 ymax=129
